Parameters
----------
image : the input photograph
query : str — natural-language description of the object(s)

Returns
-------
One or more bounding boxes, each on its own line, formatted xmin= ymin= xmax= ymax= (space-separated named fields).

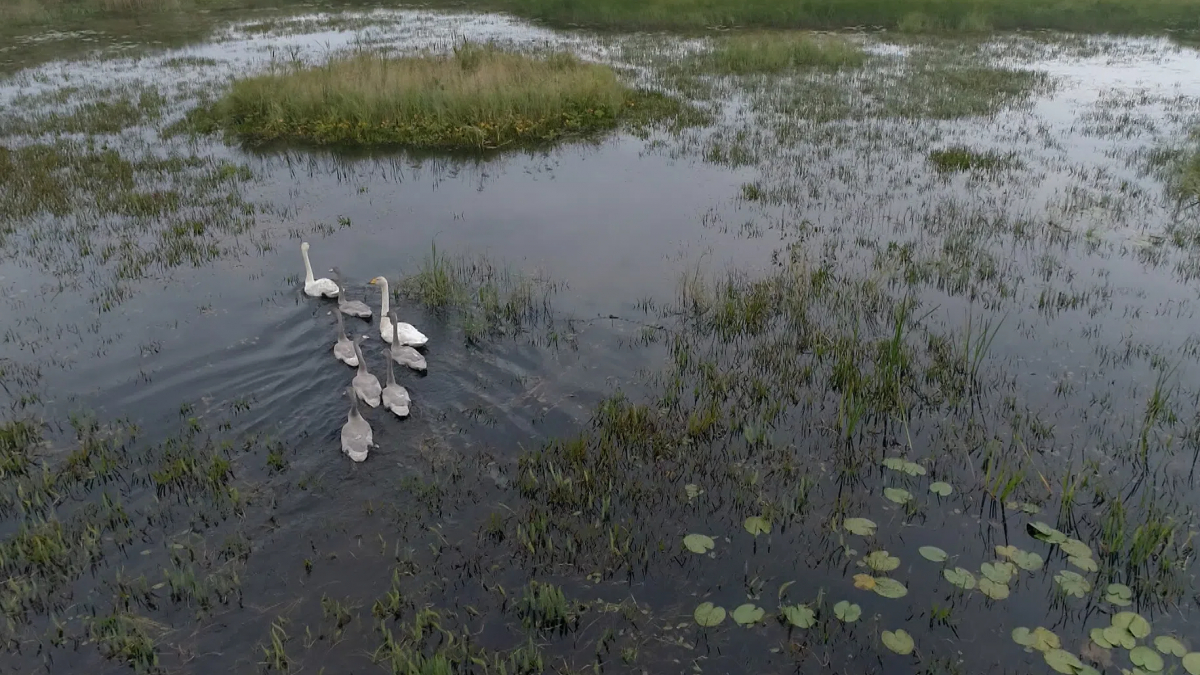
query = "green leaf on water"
xmin=881 ymin=629 xmax=914 ymax=655
xmin=978 ymin=577 xmax=1010 ymax=600
xmin=1069 ymin=555 xmax=1098 ymax=572
xmin=843 ymin=517 xmax=876 ymax=536
xmin=882 ymin=457 xmax=925 ymax=476
xmin=919 ymin=546 xmax=948 ymax=562
xmin=1055 ymin=569 xmax=1091 ymax=598
xmin=1013 ymin=627 xmax=1062 ymax=652
xmin=1104 ymin=583 xmax=1133 ymax=606
xmin=929 ymin=481 xmax=952 ymax=496
xmin=782 ymin=604 xmax=816 ymax=629
xmin=883 ymin=487 xmax=913 ymax=504
xmin=872 ymin=577 xmax=908 ymax=599
xmin=1028 ymin=521 xmax=1067 ymax=544
xmin=1154 ymin=636 xmax=1187 ymax=658
xmin=1103 ymin=625 xmax=1134 ymax=650
xmin=1183 ymin=652 xmax=1200 ymax=675
xmin=683 ymin=534 xmax=715 ymax=554
xmin=1044 ymin=648 xmax=1084 ymax=674
xmin=1059 ymin=538 xmax=1093 ymax=559
xmin=980 ymin=561 xmax=1015 ymax=584
xmin=1011 ymin=549 xmax=1044 ymax=571
xmin=882 ymin=457 xmax=906 ymax=471
xmin=744 ymin=516 xmax=771 ymax=536
xmin=1131 ymin=645 xmax=1164 ymax=672
xmin=833 ymin=600 xmax=861 ymax=623
xmin=943 ymin=567 xmax=976 ymax=590
xmin=1012 ymin=627 xmax=1035 ymax=647
xmin=732 ymin=603 xmax=764 ymax=626
xmin=1090 ymin=627 xmax=1112 ymax=649
xmin=693 ymin=602 xmax=725 ymax=627
xmin=864 ymin=550 xmax=900 ymax=572
xmin=1113 ymin=611 xmax=1151 ymax=639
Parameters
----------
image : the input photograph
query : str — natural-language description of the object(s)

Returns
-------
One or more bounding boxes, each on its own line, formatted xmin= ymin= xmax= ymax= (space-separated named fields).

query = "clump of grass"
xmin=194 ymin=41 xmax=672 ymax=150
xmin=0 ymin=87 xmax=167 ymax=136
xmin=515 ymin=581 xmax=578 ymax=634
xmin=928 ymin=145 xmax=1022 ymax=174
xmin=702 ymin=32 xmax=867 ymax=74
xmin=1180 ymin=147 xmax=1200 ymax=205
xmin=90 ymin=611 xmax=161 ymax=673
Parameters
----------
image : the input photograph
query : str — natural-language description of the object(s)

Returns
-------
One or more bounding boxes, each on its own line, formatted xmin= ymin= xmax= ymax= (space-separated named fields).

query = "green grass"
xmin=1181 ymin=146 xmax=1200 ymax=205
xmin=192 ymin=42 xmax=676 ymax=150
xmin=700 ymin=32 xmax=867 ymax=73
xmin=928 ymin=145 xmax=1022 ymax=173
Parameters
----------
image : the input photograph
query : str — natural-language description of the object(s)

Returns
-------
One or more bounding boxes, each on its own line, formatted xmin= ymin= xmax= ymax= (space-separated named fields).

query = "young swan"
xmin=332 ymin=309 xmax=358 ymax=367
xmin=350 ymin=336 xmax=381 ymax=407
xmin=381 ymin=344 xmax=412 ymax=418
xmin=388 ymin=311 xmax=427 ymax=371
xmin=340 ymin=385 xmax=372 ymax=462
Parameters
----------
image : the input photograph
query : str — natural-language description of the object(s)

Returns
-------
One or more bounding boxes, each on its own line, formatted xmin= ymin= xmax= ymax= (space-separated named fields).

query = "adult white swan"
xmin=300 ymin=242 xmax=338 ymax=298
xmin=368 ymin=276 xmax=428 ymax=346
xmin=340 ymin=386 xmax=372 ymax=463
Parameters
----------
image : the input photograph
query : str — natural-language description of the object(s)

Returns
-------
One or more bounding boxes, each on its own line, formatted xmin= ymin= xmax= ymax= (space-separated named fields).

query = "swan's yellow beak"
xmin=368 ymin=278 xmax=377 ymax=285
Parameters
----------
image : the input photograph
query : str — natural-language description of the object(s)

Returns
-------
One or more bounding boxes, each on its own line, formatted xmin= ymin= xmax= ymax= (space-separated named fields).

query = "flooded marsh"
xmin=2 ymin=6 xmax=1200 ymax=675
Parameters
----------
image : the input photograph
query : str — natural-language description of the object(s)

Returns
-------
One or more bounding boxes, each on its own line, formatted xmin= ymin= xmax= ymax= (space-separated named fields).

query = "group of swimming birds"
xmin=300 ymin=241 xmax=428 ymax=464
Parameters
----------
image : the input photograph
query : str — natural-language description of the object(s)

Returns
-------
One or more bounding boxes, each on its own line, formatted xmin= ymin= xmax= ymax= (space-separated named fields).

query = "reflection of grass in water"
xmin=189 ymin=42 xmax=687 ymax=150
xmin=698 ymin=32 xmax=867 ymax=74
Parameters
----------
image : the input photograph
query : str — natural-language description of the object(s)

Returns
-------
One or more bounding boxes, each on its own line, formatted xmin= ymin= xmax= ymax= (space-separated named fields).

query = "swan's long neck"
xmin=349 ymin=389 xmax=360 ymax=419
xmin=378 ymin=279 xmax=390 ymax=318
xmin=386 ymin=350 xmax=396 ymax=385
xmin=354 ymin=342 xmax=366 ymax=373
xmin=391 ymin=313 xmax=399 ymax=344
xmin=336 ymin=309 xmax=347 ymax=339
xmin=302 ymin=247 xmax=316 ymax=284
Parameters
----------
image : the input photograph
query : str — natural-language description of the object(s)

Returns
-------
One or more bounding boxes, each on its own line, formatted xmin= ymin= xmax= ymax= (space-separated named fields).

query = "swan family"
xmin=302 ymin=241 xmax=427 ymax=464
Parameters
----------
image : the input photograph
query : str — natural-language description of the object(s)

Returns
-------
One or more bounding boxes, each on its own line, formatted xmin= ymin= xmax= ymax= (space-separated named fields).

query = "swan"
xmin=332 ymin=309 xmax=358 ymax=367
xmin=331 ymin=267 xmax=372 ymax=319
xmin=350 ymin=337 xmax=381 ymax=407
xmin=388 ymin=311 xmax=427 ymax=371
xmin=381 ymin=344 xmax=411 ymax=418
xmin=369 ymin=276 xmax=428 ymax=346
xmin=301 ymin=242 xmax=339 ymax=298
xmin=340 ymin=385 xmax=372 ymax=462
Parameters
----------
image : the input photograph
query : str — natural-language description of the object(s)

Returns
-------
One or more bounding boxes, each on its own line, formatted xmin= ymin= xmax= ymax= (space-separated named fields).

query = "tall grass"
xmin=700 ymin=33 xmax=867 ymax=73
xmin=196 ymin=42 xmax=657 ymax=149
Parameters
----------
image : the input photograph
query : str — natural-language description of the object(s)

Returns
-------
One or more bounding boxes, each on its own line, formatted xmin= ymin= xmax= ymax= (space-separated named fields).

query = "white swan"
xmin=331 ymin=267 xmax=372 ymax=319
xmin=350 ymin=337 xmax=381 ymax=407
xmin=340 ymin=386 xmax=372 ymax=462
xmin=333 ymin=309 xmax=358 ymax=367
xmin=301 ymin=242 xmax=339 ymax=298
xmin=381 ymin=345 xmax=411 ymax=418
xmin=388 ymin=311 xmax=427 ymax=371
xmin=369 ymin=276 xmax=428 ymax=346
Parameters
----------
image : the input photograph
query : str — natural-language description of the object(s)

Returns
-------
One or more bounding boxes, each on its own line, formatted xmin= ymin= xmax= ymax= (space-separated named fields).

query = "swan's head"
xmin=369 ymin=276 xmax=386 ymax=285
xmin=301 ymin=242 xmax=310 ymax=252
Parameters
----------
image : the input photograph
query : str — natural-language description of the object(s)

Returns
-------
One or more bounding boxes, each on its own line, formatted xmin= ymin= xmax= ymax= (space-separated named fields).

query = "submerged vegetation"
xmin=191 ymin=42 xmax=682 ymax=150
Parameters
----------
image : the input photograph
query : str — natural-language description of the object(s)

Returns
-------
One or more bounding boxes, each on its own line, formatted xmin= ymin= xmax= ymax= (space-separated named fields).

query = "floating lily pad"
xmin=1059 ymin=538 xmax=1093 ymax=559
xmin=873 ymin=577 xmax=908 ymax=599
xmin=1007 ymin=501 xmax=1042 ymax=514
xmin=853 ymin=573 xmax=876 ymax=590
xmin=1183 ymin=652 xmax=1200 ymax=675
xmin=929 ymin=481 xmax=952 ymax=496
xmin=1103 ymin=625 xmax=1135 ymax=650
xmin=980 ymin=561 xmax=1015 ymax=585
xmin=833 ymin=600 xmax=861 ymax=623
xmin=744 ymin=516 xmax=771 ymax=536
xmin=1104 ymin=583 xmax=1133 ymax=606
xmin=978 ymin=577 xmax=1010 ymax=600
xmin=1013 ymin=627 xmax=1060 ymax=652
xmin=844 ymin=518 xmax=877 ymax=536
xmin=1090 ymin=627 xmax=1112 ymax=649
xmin=882 ymin=457 xmax=926 ymax=476
xmin=1011 ymin=549 xmax=1044 ymax=571
xmin=919 ymin=546 xmax=948 ymax=562
xmin=1069 ymin=555 xmax=1098 ymax=572
xmin=1113 ymin=612 xmax=1151 ymax=639
xmin=1131 ymin=645 xmax=1164 ymax=672
xmin=1055 ymin=569 xmax=1091 ymax=598
xmin=943 ymin=567 xmax=976 ymax=590
xmin=865 ymin=551 xmax=900 ymax=572
xmin=995 ymin=545 xmax=1018 ymax=558
xmin=1012 ymin=627 xmax=1035 ymax=648
xmin=732 ymin=603 xmax=764 ymax=626
xmin=1028 ymin=521 xmax=1067 ymax=544
xmin=693 ymin=602 xmax=725 ymax=627
xmin=882 ymin=629 xmax=914 ymax=655
xmin=1155 ymin=636 xmax=1187 ymax=658
xmin=684 ymin=483 xmax=703 ymax=500
xmin=1045 ymin=648 xmax=1084 ymax=674
xmin=782 ymin=604 xmax=815 ymax=629
xmin=883 ymin=487 xmax=913 ymax=504
xmin=683 ymin=534 xmax=715 ymax=554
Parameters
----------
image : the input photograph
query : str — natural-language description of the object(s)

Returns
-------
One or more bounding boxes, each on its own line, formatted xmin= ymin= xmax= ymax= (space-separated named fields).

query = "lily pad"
xmin=883 ymin=487 xmax=913 ymax=504
xmin=833 ymin=600 xmax=861 ymax=623
xmin=1103 ymin=625 xmax=1135 ymax=650
xmin=1012 ymin=627 xmax=1035 ymax=648
xmin=744 ymin=516 xmax=771 ymax=536
xmin=693 ymin=602 xmax=725 ymax=627
xmin=1028 ymin=521 xmax=1067 ymax=544
xmin=1183 ymin=652 xmax=1200 ymax=675
xmin=943 ymin=567 xmax=976 ymax=590
xmin=1045 ymin=648 xmax=1084 ymax=674
xmin=853 ymin=573 xmax=876 ymax=590
xmin=1090 ymin=627 xmax=1112 ymax=649
xmin=995 ymin=545 xmax=1018 ymax=558
xmin=1059 ymin=538 xmax=1093 ymax=559
xmin=844 ymin=517 xmax=877 ymax=536
xmin=1113 ymin=612 xmax=1151 ymax=639
xmin=1154 ymin=636 xmax=1187 ymax=658
xmin=1031 ymin=627 xmax=1061 ymax=652
xmin=882 ymin=629 xmax=915 ymax=655
xmin=864 ymin=550 xmax=900 ymax=572
xmin=1131 ymin=645 xmax=1164 ymax=672
xmin=1055 ymin=569 xmax=1091 ymax=598
xmin=882 ymin=457 xmax=926 ymax=476
xmin=683 ymin=534 xmax=715 ymax=554
xmin=1011 ymin=549 xmax=1044 ymax=571
xmin=782 ymin=604 xmax=815 ymax=629
xmin=919 ymin=546 xmax=948 ymax=562
xmin=929 ymin=481 xmax=952 ymax=496
xmin=872 ymin=577 xmax=908 ymax=599
xmin=1069 ymin=555 xmax=1098 ymax=572
xmin=980 ymin=561 xmax=1015 ymax=584
xmin=1104 ymin=583 xmax=1133 ymax=606
xmin=732 ymin=603 xmax=764 ymax=626
xmin=978 ymin=577 xmax=1010 ymax=600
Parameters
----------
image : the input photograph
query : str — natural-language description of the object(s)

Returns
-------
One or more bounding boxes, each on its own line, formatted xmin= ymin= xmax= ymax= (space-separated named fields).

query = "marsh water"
xmin=2 ymin=7 xmax=1200 ymax=675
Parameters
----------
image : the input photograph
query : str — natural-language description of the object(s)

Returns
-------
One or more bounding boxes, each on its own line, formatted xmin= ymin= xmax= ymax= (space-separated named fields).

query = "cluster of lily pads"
xmin=1013 ymin=615 xmax=1198 ymax=675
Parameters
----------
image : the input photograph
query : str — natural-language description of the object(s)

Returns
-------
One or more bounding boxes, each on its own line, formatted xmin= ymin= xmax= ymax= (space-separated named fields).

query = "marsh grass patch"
xmin=698 ymin=32 xmax=868 ymax=74
xmin=928 ymin=145 xmax=1022 ymax=174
